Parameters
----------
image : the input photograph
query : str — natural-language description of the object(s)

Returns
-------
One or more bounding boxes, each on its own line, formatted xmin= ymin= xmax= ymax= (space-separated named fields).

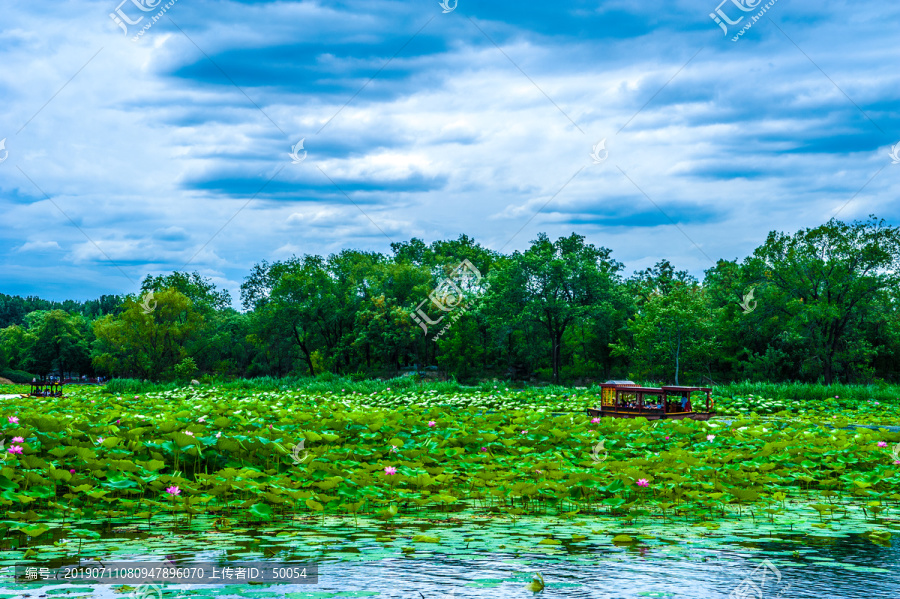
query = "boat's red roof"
xmin=599 ymin=384 xmax=712 ymax=393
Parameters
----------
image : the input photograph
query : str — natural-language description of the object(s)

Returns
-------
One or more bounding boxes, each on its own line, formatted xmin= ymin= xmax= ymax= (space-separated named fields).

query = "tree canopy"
xmin=2 ymin=217 xmax=900 ymax=385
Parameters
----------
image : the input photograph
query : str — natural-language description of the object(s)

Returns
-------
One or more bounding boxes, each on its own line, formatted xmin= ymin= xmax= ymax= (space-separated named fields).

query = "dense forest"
xmin=2 ymin=216 xmax=899 ymax=386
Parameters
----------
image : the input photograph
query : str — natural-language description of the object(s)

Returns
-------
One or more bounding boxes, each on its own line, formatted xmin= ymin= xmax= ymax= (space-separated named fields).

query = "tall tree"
xmin=745 ymin=216 xmax=900 ymax=384
xmin=23 ymin=310 xmax=91 ymax=376
xmin=487 ymin=233 xmax=624 ymax=383
xmin=613 ymin=284 xmax=718 ymax=385
xmin=141 ymin=271 xmax=231 ymax=312
xmin=92 ymin=289 xmax=206 ymax=380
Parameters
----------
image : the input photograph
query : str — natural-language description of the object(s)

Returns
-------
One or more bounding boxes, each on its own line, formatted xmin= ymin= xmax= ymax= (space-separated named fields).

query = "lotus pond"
xmin=0 ymin=384 xmax=898 ymax=597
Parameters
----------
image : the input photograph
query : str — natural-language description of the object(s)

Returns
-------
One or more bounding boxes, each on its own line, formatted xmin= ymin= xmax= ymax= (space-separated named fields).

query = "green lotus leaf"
xmin=248 ymin=503 xmax=273 ymax=520
xmin=15 ymin=523 xmax=50 ymax=537
xmin=412 ymin=535 xmax=440 ymax=543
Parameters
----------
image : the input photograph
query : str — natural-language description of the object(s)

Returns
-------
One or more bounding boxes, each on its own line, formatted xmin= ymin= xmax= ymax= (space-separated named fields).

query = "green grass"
xmin=715 ymin=381 xmax=900 ymax=403
xmin=97 ymin=375 xmax=584 ymax=397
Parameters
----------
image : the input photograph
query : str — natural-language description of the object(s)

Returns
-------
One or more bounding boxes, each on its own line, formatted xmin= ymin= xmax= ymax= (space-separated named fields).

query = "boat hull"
xmin=587 ymin=408 xmax=714 ymax=421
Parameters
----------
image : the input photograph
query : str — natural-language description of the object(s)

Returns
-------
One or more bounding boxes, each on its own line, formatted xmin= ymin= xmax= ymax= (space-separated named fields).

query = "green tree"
xmin=0 ymin=324 xmax=31 ymax=372
xmin=613 ymin=284 xmax=718 ymax=385
xmin=141 ymin=271 xmax=231 ymax=312
xmin=92 ymin=289 xmax=206 ymax=380
xmin=174 ymin=357 xmax=198 ymax=381
xmin=743 ymin=216 xmax=900 ymax=384
xmin=22 ymin=310 xmax=91 ymax=376
xmin=486 ymin=233 xmax=624 ymax=383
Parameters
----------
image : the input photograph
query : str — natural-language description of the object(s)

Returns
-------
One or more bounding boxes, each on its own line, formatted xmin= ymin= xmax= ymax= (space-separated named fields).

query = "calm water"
xmin=1 ymin=513 xmax=897 ymax=598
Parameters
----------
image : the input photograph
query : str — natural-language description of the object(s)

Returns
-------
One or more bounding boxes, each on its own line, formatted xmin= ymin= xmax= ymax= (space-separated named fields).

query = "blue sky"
xmin=1 ymin=0 xmax=898 ymax=305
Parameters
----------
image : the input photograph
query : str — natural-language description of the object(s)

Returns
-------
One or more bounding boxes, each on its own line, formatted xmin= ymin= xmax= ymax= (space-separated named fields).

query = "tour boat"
xmin=587 ymin=380 xmax=714 ymax=421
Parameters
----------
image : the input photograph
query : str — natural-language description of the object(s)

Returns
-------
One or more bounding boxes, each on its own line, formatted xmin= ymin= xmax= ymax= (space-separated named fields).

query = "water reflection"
xmin=1 ymin=516 xmax=897 ymax=598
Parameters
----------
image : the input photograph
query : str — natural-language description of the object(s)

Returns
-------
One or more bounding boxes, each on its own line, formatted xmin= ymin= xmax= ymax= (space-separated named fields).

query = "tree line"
xmin=2 ymin=216 xmax=899 ymax=386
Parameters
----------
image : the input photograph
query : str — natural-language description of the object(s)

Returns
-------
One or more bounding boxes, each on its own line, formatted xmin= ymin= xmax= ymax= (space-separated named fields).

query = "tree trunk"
xmin=823 ymin=357 xmax=833 ymax=385
xmin=551 ymin=328 xmax=565 ymax=384
xmin=551 ymin=330 xmax=559 ymax=384
xmin=293 ymin=325 xmax=315 ymax=375
xmin=674 ymin=335 xmax=681 ymax=386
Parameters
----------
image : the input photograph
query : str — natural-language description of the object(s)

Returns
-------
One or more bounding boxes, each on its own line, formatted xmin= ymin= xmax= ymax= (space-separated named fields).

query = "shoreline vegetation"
xmin=8 ymin=375 xmax=900 ymax=407
xmin=3 ymin=217 xmax=900 ymax=389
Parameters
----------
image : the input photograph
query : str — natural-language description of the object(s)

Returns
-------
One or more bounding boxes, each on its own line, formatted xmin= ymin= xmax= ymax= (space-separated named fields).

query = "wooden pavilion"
xmin=587 ymin=380 xmax=714 ymax=421
xmin=27 ymin=379 xmax=64 ymax=397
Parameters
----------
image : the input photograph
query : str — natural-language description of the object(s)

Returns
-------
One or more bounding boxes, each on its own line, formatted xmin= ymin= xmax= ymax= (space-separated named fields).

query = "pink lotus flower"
xmin=521 ymin=430 xmax=527 ymax=434
xmin=134 ymin=395 xmax=140 ymax=399
xmin=7 ymin=416 xmax=18 ymax=424
xmin=215 ymin=432 xmax=222 ymax=438
xmin=877 ymin=441 xmax=888 ymax=447
xmin=97 ymin=437 xmax=105 ymax=444
xmin=165 ymin=486 xmax=181 ymax=496
xmin=116 ymin=419 xmax=120 ymax=425
xmin=665 ymin=436 xmax=671 ymax=440
xmin=895 ymin=460 xmax=900 ymax=466
xmin=636 ymin=478 xmax=649 ymax=487
xmin=428 ymin=421 xmax=437 ymax=427
xmin=198 ymin=416 xmax=206 ymax=423
xmin=69 ymin=469 xmax=75 ymax=474
xmin=591 ymin=417 xmax=601 ymax=424
xmin=8 ymin=445 xmax=23 ymax=454
xmin=268 ymin=424 xmax=273 ymax=429
xmin=480 ymin=447 xmax=488 ymax=452
xmin=384 ymin=466 xmax=397 ymax=475
xmin=184 ymin=431 xmax=194 ymax=436
xmin=834 ymin=395 xmax=839 ymax=399
xmin=706 ymin=434 xmax=716 ymax=442
xmin=390 ymin=445 xmax=398 ymax=453
xmin=12 ymin=436 xmax=24 ymax=443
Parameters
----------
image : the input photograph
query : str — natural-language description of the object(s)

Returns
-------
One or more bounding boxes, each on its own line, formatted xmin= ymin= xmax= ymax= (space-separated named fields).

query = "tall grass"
xmin=101 ymin=376 xmax=900 ymax=404
xmin=715 ymin=381 xmax=900 ymax=403
xmin=102 ymin=375 xmax=595 ymax=396
xmin=103 ymin=374 xmax=477 ymax=395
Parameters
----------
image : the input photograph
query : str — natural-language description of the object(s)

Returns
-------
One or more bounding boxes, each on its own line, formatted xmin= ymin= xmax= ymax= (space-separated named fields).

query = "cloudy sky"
xmin=1 ymin=0 xmax=898 ymax=305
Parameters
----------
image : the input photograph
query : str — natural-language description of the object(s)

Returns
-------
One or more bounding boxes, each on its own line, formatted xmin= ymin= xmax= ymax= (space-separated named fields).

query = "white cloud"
xmin=16 ymin=240 xmax=61 ymax=253
xmin=1 ymin=0 xmax=899 ymax=305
